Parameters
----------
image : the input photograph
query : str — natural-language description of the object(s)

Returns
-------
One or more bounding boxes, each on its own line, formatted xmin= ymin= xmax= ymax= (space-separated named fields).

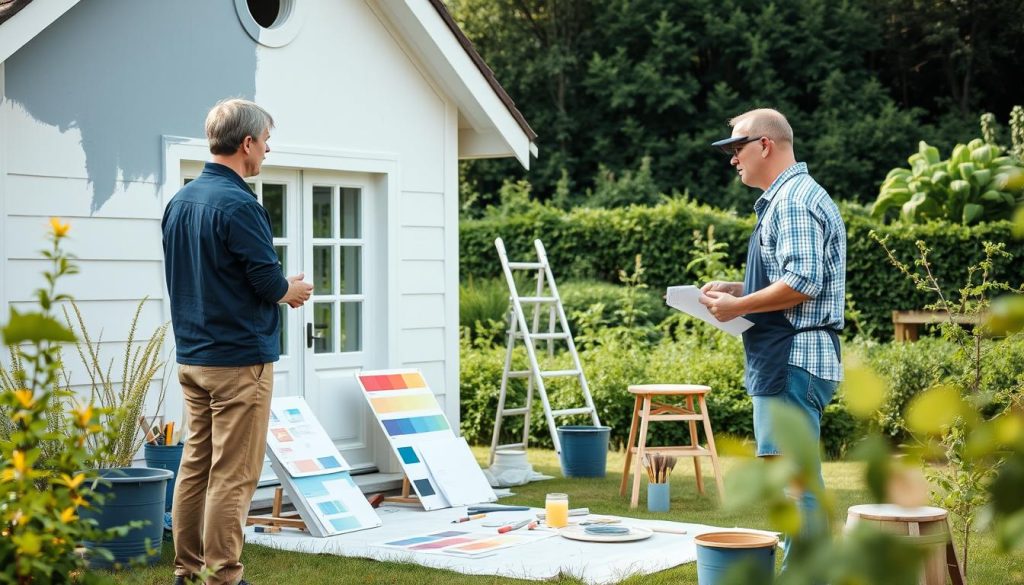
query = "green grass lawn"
xmin=109 ymin=447 xmax=1024 ymax=584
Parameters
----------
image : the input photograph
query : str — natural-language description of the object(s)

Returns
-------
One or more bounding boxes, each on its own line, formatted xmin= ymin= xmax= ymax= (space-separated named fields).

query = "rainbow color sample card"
xmin=356 ymin=369 xmax=459 ymax=510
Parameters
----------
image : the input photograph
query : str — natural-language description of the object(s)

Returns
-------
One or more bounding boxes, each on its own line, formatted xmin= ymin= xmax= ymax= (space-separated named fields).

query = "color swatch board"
xmin=265 ymin=396 xmax=381 ymax=537
xmin=357 ymin=369 xmax=495 ymax=511
xmin=378 ymin=528 xmax=555 ymax=557
xmin=267 ymin=396 xmax=351 ymax=478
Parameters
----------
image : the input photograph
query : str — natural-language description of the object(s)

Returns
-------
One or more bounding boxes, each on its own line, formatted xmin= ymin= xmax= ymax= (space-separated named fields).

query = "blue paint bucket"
xmin=695 ymin=531 xmax=778 ymax=585
xmin=83 ymin=467 xmax=174 ymax=568
xmin=143 ymin=442 xmax=184 ymax=512
xmin=556 ymin=425 xmax=610 ymax=478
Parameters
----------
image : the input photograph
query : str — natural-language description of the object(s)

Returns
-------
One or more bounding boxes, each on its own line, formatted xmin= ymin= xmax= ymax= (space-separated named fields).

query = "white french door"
xmin=301 ymin=170 xmax=378 ymax=469
xmin=179 ymin=163 xmax=379 ymax=472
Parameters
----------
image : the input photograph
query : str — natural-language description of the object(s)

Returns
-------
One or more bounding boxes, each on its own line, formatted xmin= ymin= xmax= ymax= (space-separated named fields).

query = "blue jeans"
xmin=751 ymin=365 xmax=837 ymax=570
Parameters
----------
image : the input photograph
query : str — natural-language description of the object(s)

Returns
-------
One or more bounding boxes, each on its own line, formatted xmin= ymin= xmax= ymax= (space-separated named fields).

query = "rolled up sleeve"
xmin=773 ymin=199 xmax=824 ymax=298
xmin=226 ymin=203 xmax=289 ymax=304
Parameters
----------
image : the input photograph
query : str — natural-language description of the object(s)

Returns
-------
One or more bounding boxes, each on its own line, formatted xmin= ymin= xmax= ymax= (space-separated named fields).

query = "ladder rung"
xmin=515 ymin=332 xmax=570 ymax=340
xmin=508 ymin=262 xmax=544 ymax=270
xmin=517 ymin=296 xmax=557 ymax=303
xmin=552 ymin=407 xmax=593 ymax=417
xmin=499 ymin=407 xmax=529 ymax=416
xmin=495 ymin=443 xmax=527 ymax=451
xmin=506 ymin=369 xmax=580 ymax=378
xmin=541 ymin=369 xmax=580 ymax=378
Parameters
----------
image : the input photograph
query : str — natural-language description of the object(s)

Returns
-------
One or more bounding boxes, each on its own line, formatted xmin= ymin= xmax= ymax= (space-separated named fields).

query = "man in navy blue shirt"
xmin=163 ymin=98 xmax=312 ymax=585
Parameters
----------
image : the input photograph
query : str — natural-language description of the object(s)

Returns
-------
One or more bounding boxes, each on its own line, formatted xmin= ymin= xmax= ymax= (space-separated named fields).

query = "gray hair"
xmin=729 ymin=108 xmax=794 ymax=145
xmin=205 ymin=98 xmax=275 ymax=155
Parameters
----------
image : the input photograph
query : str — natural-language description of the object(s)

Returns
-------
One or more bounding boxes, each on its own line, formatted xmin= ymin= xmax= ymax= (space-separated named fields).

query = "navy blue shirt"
xmin=162 ymin=162 xmax=288 ymax=366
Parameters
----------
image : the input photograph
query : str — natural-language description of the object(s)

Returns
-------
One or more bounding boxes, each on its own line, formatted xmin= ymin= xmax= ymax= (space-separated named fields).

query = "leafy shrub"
xmin=860 ymin=338 xmax=959 ymax=439
xmin=462 ymin=196 xmax=1024 ymax=338
xmin=871 ymin=139 xmax=1024 ymax=225
xmin=460 ymin=326 xmax=862 ymax=458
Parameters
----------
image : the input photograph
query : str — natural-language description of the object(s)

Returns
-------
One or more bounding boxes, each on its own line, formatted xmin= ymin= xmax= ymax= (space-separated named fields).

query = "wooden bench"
xmin=892 ymin=310 xmax=981 ymax=342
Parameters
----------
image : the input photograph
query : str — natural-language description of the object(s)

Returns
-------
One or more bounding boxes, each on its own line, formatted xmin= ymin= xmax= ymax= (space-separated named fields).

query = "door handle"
xmin=306 ymin=323 xmax=325 ymax=348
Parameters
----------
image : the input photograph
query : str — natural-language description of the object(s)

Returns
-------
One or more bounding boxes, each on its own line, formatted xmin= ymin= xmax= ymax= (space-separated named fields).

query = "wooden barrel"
xmin=845 ymin=504 xmax=950 ymax=585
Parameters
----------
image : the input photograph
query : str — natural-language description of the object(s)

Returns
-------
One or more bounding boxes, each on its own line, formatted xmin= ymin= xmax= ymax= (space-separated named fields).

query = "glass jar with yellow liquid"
xmin=545 ymin=493 xmax=569 ymax=528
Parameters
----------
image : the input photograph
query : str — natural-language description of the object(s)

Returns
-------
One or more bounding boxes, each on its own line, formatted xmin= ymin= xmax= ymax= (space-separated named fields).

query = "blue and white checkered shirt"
xmin=754 ymin=163 xmax=846 ymax=381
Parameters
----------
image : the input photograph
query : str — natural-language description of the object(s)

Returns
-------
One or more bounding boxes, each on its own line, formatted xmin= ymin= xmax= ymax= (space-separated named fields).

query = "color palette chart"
xmin=264 ymin=396 xmax=381 ymax=537
xmin=267 ymin=397 xmax=351 ymax=478
xmin=357 ymin=369 xmax=457 ymax=510
xmin=379 ymin=528 xmax=554 ymax=557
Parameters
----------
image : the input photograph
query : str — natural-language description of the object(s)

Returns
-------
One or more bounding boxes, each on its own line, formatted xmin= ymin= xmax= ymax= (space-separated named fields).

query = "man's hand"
xmin=279 ymin=273 xmax=313 ymax=308
xmin=700 ymin=280 xmax=743 ymax=296
xmin=699 ymin=290 xmax=745 ymax=322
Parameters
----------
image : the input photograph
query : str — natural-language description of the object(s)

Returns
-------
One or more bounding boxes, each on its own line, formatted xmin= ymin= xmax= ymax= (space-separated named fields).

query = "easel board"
xmin=356 ymin=369 xmax=496 ymax=510
xmin=260 ymin=396 xmax=381 ymax=537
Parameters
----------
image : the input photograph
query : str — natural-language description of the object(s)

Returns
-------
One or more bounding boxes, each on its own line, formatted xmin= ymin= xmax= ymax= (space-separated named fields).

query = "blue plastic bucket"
xmin=143 ymin=442 xmax=184 ymax=512
xmin=83 ymin=467 xmax=173 ymax=568
xmin=556 ymin=425 xmax=610 ymax=478
xmin=695 ymin=531 xmax=778 ymax=585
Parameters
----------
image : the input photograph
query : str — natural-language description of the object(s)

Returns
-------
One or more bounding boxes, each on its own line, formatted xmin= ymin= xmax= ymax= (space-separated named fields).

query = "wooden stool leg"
xmin=620 ymin=395 xmax=643 ymax=497
xmin=687 ymin=395 xmax=704 ymax=495
xmin=631 ymin=395 xmax=653 ymax=509
xmin=698 ymin=394 xmax=725 ymax=503
xmin=946 ymin=519 xmax=965 ymax=585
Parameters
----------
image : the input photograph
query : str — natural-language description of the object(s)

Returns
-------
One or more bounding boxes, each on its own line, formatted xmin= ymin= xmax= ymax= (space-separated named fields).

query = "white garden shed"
xmin=0 ymin=0 xmax=535 ymax=479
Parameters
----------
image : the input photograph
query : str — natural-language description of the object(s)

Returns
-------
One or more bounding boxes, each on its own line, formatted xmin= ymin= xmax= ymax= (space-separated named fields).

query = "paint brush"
xmin=451 ymin=513 xmax=486 ymax=523
xmin=497 ymin=519 xmax=532 ymax=534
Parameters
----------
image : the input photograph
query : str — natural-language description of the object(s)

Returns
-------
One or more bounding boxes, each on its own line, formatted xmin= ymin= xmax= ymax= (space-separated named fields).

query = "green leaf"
xmin=905 ymin=385 xmax=964 ymax=436
xmin=769 ymin=402 xmax=819 ymax=474
xmin=851 ymin=434 xmax=892 ymax=502
xmin=970 ymin=145 xmax=994 ymax=166
xmin=768 ymin=499 xmax=801 ymax=534
xmin=963 ymin=203 xmax=984 ymax=224
xmin=1 ymin=307 xmax=77 ymax=345
xmin=841 ymin=357 xmax=887 ymax=418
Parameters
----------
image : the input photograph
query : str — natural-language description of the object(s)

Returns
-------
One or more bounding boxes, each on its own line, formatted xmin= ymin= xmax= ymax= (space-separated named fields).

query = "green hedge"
xmin=460 ymin=330 xmax=861 ymax=459
xmin=461 ymin=199 xmax=1024 ymax=338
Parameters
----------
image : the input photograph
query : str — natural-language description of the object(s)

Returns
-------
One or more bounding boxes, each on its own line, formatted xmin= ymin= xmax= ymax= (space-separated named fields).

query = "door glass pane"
xmin=274 ymin=245 xmax=286 ymax=275
xmin=279 ymin=304 xmax=288 ymax=356
xmin=339 ymin=246 xmax=361 ymax=294
xmin=340 ymin=302 xmax=361 ymax=352
xmin=313 ymin=246 xmax=334 ymax=294
xmin=262 ymin=184 xmax=286 ymax=237
xmin=340 ymin=188 xmax=361 ymax=238
xmin=313 ymin=186 xmax=334 ymax=238
xmin=313 ymin=302 xmax=334 ymax=354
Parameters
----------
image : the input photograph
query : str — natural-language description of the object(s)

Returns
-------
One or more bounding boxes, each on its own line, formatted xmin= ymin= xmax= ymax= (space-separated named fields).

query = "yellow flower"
xmin=59 ymin=507 xmax=78 ymax=523
xmin=13 ymin=388 xmax=35 ymax=409
xmin=12 ymin=450 xmax=27 ymax=474
xmin=59 ymin=473 xmax=86 ymax=490
xmin=73 ymin=404 xmax=94 ymax=427
xmin=72 ymin=494 xmax=89 ymax=508
xmin=49 ymin=216 xmax=71 ymax=237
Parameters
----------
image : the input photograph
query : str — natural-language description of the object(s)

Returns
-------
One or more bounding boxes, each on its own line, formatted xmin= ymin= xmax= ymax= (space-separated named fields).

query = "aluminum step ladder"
xmin=489 ymin=238 xmax=601 ymax=466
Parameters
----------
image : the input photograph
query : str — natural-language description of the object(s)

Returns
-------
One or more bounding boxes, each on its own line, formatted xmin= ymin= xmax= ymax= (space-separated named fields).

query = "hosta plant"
xmin=871 ymin=139 xmax=1024 ymax=225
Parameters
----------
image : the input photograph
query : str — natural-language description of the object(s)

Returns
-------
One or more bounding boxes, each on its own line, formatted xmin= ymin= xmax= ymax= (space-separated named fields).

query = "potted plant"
xmin=64 ymin=298 xmax=174 ymax=568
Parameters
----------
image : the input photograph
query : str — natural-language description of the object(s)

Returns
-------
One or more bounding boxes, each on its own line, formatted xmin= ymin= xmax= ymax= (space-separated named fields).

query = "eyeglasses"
xmin=718 ymin=136 xmax=764 ymax=157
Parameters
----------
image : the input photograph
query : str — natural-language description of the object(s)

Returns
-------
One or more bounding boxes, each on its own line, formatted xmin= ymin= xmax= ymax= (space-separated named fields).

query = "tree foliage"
xmin=449 ymin=0 xmax=1024 ymax=210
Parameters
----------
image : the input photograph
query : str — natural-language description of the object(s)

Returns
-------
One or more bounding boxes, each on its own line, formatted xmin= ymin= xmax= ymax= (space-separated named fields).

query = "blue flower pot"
xmin=83 ymin=467 xmax=173 ymax=568
xmin=556 ymin=425 xmax=610 ymax=478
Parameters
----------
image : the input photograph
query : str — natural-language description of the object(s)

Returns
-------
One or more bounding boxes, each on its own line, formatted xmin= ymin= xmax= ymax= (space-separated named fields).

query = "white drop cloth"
xmin=245 ymin=505 xmax=771 ymax=584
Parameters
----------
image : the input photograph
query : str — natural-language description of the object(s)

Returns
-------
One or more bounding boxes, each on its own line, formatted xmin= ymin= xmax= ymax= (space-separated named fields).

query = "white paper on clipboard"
xmin=665 ymin=285 xmax=753 ymax=336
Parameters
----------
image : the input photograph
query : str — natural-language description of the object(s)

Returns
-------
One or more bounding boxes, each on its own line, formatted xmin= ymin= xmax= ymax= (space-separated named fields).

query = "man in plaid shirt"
xmin=699 ymin=108 xmax=846 ymax=571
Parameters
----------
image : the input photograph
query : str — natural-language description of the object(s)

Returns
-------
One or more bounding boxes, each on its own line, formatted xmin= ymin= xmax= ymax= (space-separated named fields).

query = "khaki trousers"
xmin=173 ymin=363 xmax=273 ymax=585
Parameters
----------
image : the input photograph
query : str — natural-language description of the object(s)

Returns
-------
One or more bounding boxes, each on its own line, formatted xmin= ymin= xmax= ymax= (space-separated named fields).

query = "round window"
xmin=235 ymin=0 xmax=303 ymax=48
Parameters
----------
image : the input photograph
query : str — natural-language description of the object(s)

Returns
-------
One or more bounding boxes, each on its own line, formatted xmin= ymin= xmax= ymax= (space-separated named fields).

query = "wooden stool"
xmin=845 ymin=504 xmax=964 ymax=585
xmin=619 ymin=384 xmax=724 ymax=508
